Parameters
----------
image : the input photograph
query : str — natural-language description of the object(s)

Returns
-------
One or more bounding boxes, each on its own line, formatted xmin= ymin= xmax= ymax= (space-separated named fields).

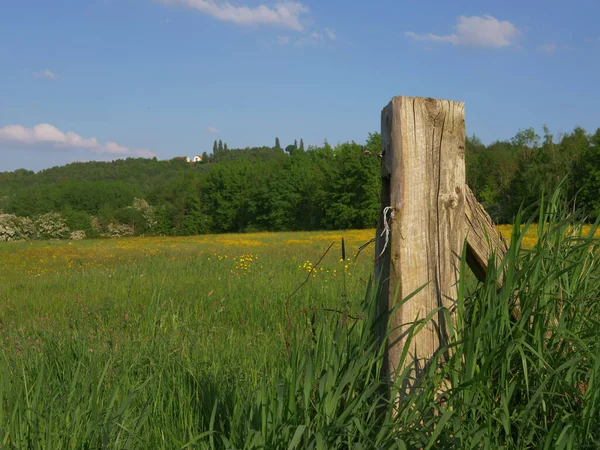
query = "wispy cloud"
xmin=207 ymin=126 xmax=220 ymax=134
xmin=294 ymin=29 xmax=336 ymax=46
xmin=405 ymin=15 xmax=520 ymax=49
xmin=32 ymin=69 xmax=60 ymax=81
xmin=157 ymin=0 xmax=308 ymax=31
xmin=537 ymin=42 xmax=570 ymax=54
xmin=276 ymin=35 xmax=290 ymax=45
xmin=584 ymin=37 xmax=600 ymax=44
xmin=0 ymin=124 xmax=155 ymax=158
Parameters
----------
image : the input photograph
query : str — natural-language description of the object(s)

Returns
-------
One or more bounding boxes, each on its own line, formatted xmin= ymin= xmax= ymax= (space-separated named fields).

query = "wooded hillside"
xmin=1 ymin=126 xmax=599 ymax=240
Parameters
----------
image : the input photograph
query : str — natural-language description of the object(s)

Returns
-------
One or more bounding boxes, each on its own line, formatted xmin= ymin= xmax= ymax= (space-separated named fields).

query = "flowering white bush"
xmin=35 ymin=212 xmax=70 ymax=239
xmin=131 ymin=198 xmax=157 ymax=231
xmin=103 ymin=223 xmax=135 ymax=238
xmin=20 ymin=217 xmax=36 ymax=239
xmin=0 ymin=214 xmax=36 ymax=241
xmin=69 ymin=230 xmax=86 ymax=241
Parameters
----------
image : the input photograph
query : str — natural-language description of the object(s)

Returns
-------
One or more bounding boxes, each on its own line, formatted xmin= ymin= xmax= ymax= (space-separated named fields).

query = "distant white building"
xmin=192 ymin=155 xmax=203 ymax=162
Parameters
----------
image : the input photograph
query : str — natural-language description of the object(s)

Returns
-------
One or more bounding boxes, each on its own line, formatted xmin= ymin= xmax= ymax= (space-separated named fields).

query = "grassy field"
xmin=2 ymin=204 xmax=600 ymax=448
xmin=0 ymin=229 xmax=375 ymax=386
xmin=1 ymin=229 xmax=380 ymax=448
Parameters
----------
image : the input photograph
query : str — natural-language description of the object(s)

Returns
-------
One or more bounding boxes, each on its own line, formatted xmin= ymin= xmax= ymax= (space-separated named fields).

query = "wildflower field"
xmin=0 ymin=229 xmax=380 ymax=448
xmin=2 ymin=206 xmax=600 ymax=448
xmin=0 ymin=229 xmax=374 ymax=372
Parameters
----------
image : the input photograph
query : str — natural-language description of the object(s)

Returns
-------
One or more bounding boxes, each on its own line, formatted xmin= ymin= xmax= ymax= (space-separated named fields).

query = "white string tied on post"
xmin=377 ymin=206 xmax=395 ymax=259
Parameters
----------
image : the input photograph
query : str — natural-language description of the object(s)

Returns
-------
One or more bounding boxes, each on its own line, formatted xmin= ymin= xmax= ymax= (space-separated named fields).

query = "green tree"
xmin=97 ymin=203 xmax=116 ymax=229
xmin=568 ymin=128 xmax=597 ymax=216
xmin=153 ymin=204 xmax=172 ymax=235
xmin=511 ymin=127 xmax=541 ymax=150
xmin=114 ymin=206 xmax=145 ymax=235
xmin=61 ymin=205 xmax=94 ymax=236
xmin=465 ymin=134 xmax=486 ymax=193
xmin=203 ymin=159 xmax=269 ymax=232
xmin=321 ymin=140 xmax=380 ymax=229
xmin=506 ymin=126 xmax=576 ymax=222
xmin=275 ymin=137 xmax=281 ymax=149
xmin=463 ymin=135 xmax=520 ymax=223
xmin=166 ymin=175 xmax=212 ymax=235
xmin=299 ymin=138 xmax=305 ymax=151
xmin=365 ymin=132 xmax=381 ymax=154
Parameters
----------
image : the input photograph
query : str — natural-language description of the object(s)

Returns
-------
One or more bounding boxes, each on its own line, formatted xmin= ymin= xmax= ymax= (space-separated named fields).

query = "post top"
xmin=389 ymin=95 xmax=463 ymax=104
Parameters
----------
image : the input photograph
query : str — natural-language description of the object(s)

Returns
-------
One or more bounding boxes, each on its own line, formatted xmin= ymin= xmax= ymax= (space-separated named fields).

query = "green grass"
xmin=1 ymin=190 xmax=600 ymax=448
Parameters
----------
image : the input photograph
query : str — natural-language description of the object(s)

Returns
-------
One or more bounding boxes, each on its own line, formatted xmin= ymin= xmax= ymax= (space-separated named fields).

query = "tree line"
xmin=0 ymin=135 xmax=381 ymax=240
xmin=1 ymin=125 xmax=599 ymax=241
xmin=466 ymin=126 xmax=600 ymax=223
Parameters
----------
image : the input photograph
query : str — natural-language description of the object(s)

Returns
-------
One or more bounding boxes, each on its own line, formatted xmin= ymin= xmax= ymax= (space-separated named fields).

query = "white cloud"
xmin=584 ymin=37 xmax=600 ymax=44
xmin=158 ymin=0 xmax=308 ymax=30
xmin=405 ymin=15 xmax=520 ymax=48
xmin=276 ymin=35 xmax=290 ymax=45
xmin=294 ymin=29 xmax=336 ymax=46
xmin=0 ymin=124 xmax=155 ymax=158
xmin=538 ymin=42 xmax=570 ymax=54
xmin=32 ymin=69 xmax=60 ymax=81
xmin=207 ymin=126 xmax=220 ymax=134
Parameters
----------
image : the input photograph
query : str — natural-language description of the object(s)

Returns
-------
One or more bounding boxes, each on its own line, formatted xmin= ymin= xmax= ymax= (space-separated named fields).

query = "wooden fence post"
xmin=375 ymin=96 xmax=508 ymax=399
xmin=375 ymin=96 xmax=467 ymax=390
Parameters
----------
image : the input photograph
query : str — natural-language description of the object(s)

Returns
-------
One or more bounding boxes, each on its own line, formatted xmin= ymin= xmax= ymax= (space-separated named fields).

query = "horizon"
xmin=1 ymin=0 xmax=599 ymax=172
xmin=0 ymin=123 xmax=583 ymax=176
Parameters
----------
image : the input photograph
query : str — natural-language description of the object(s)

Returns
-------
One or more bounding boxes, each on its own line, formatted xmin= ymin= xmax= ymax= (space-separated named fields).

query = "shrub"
xmin=34 ymin=212 xmax=70 ymax=239
xmin=114 ymin=198 xmax=157 ymax=235
xmin=0 ymin=213 xmax=36 ymax=241
xmin=69 ymin=230 xmax=86 ymax=240
xmin=103 ymin=222 xmax=135 ymax=238
xmin=62 ymin=207 xmax=94 ymax=237
xmin=131 ymin=198 xmax=157 ymax=231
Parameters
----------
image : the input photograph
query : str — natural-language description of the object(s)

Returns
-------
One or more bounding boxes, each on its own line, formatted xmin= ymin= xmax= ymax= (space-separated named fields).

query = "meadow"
xmin=1 ymin=229 xmax=378 ymax=448
xmin=2 ymin=198 xmax=600 ymax=448
xmin=0 ymin=229 xmax=375 ymax=392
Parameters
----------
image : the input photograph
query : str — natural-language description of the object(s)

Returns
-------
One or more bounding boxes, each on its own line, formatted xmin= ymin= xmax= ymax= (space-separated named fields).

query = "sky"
xmin=1 ymin=0 xmax=599 ymax=172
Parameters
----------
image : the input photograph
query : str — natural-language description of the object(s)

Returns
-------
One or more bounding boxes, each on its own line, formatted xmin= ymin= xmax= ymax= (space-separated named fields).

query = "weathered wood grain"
xmin=375 ymin=96 xmax=466 ymax=393
xmin=464 ymin=184 xmax=508 ymax=288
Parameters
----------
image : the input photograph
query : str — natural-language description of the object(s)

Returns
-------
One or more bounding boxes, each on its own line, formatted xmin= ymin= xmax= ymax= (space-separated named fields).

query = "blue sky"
xmin=1 ymin=0 xmax=599 ymax=172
